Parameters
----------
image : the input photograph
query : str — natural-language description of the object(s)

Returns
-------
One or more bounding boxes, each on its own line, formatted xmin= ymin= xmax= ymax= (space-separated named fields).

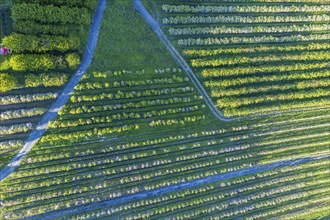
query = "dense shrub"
xmin=14 ymin=0 xmax=97 ymax=9
xmin=13 ymin=20 xmax=69 ymax=35
xmin=40 ymin=73 xmax=68 ymax=87
xmin=0 ymin=73 xmax=17 ymax=92
xmin=9 ymin=54 xmax=79 ymax=71
xmin=12 ymin=3 xmax=91 ymax=25
xmin=0 ymin=58 xmax=11 ymax=71
xmin=65 ymin=53 xmax=80 ymax=69
xmin=24 ymin=74 xmax=40 ymax=87
xmin=2 ymin=33 xmax=80 ymax=52
xmin=10 ymin=54 xmax=58 ymax=71
xmin=25 ymin=73 xmax=68 ymax=87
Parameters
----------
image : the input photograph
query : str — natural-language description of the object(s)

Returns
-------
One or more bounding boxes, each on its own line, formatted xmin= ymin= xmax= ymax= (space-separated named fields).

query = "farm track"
xmin=0 ymin=0 xmax=107 ymax=182
xmin=25 ymin=155 xmax=329 ymax=219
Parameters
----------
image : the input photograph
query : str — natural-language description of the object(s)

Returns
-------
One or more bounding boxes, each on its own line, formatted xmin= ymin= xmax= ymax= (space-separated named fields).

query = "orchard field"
xmin=0 ymin=0 xmax=329 ymax=219
xmin=155 ymin=0 xmax=330 ymax=117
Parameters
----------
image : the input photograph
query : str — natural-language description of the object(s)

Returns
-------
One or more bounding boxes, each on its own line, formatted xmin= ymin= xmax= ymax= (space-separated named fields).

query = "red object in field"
xmin=0 ymin=47 xmax=10 ymax=55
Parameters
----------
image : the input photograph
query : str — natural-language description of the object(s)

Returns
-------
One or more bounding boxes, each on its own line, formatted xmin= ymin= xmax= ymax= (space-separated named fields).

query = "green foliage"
xmin=9 ymin=54 xmax=79 ymax=71
xmin=25 ymin=73 xmax=68 ymax=87
xmin=65 ymin=53 xmax=80 ymax=69
xmin=13 ymin=20 xmax=69 ymax=35
xmin=14 ymin=0 xmax=98 ymax=9
xmin=191 ymin=51 xmax=330 ymax=68
xmin=0 ymin=58 xmax=11 ymax=71
xmin=12 ymin=3 xmax=91 ymax=25
xmin=2 ymin=33 xmax=80 ymax=52
xmin=0 ymin=73 xmax=17 ymax=92
xmin=24 ymin=74 xmax=40 ymax=87
xmin=10 ymin=54 xmax=58 ymax=71
xmin=40 ymin=73 xmax=68 ymax=87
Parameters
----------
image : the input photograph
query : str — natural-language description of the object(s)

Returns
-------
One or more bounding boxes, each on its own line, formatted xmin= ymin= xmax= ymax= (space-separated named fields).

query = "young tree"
xmin=0 ymin=73 xmax=17 ymax=92
xmin=65 ymin=53 xmax=80 ymax=69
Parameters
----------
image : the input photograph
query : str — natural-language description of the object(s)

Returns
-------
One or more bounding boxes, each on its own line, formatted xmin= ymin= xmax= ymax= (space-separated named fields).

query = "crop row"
xmin=177 ymin=0 xmax=330 ymax=3
xmin=60 ymin=95 xmax=202 ymax=115
xmin=0 ymin=140 xmax=24 ymax=151
xmin=0 ymin=92 xmax=58 ymax=105
xmin=178 ymin=33 xmax=330 ymax=46
xmin=149 ymin=115 xmax=206 ymax=127
xmin=161 ymin=4 xmax=329 ymax=13
xmin=49 ymin=104 xmax=205 ymax=128
xmin=223 ymin=98 xmax=329 ymax=117
xmin=191 ymin=51 xmax=330 ymax=67
xmin=216 ymin=88 xmax=329 ymax=108
xmin=168 ymin=24 xmax=329 ymax=36
xmin=0 ymin=123 xmax=33 ymax=135
xmin=183 ymin=42 xmax=330 ymax=57
xmin=205 ymin=70 xmax=329 ymax=88
xmin=0 ymin=107 xmax=47 ymax=121
xmin=209 ymin=79 xmax=330 ymax=97
xmin=263 ymin=200 xmax=330 ymax=220
xmin=70 ymin=86 xmax=195 ymax=102
xmin=39 ymin=124 xmax=140 ymax=143
xmin=201 ymin=61 xmax=328 ymax=77
xmin=75 ymin=76 xmax=189 ymax=90
xmin=162 ymin=14 xmax=329 ymax=25
xmin=82 ymin=68 xmax=183 ymax=80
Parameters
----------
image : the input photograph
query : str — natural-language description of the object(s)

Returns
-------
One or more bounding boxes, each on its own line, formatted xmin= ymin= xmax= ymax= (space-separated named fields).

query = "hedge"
xmin=13 ymin=0 xmax=97 ymax=9
xmin=25 ymin=72 xmax=68 ymax=87
xmin=0 ymin=73 xmax=17 ymax=92
xmin=12 ymin=3 xmax=91 ymax=25
xmin=13 ymin=20 xmax=69 ymax=35
xmin=10 ymin=53 xmax=80 ymax=71
xmin=2 ymin=33 xmax=80 ymax=52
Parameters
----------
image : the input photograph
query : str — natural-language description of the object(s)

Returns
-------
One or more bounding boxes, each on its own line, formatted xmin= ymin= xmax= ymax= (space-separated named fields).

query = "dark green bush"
xmin=13 ymin=0 xmax=97 ymax=9
xmin=0 ymin=73 xmax=17 ymax=92
xmin=12 ymin=3 xmax=91 ymax=25
xmin=10 ymin=54 xmax=63 ymax=71
xmin=13 ymin=20 xmax=69 ymax=35
xmin=10 ymin=53 xmax=79 ymax=71
xmin=65 ymin=53 xmax=80 ymax=69
xmin=2 ymin=33 xmax=80 ymax=52
xmin=25 ymin=72 xmax=68 ymax=87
